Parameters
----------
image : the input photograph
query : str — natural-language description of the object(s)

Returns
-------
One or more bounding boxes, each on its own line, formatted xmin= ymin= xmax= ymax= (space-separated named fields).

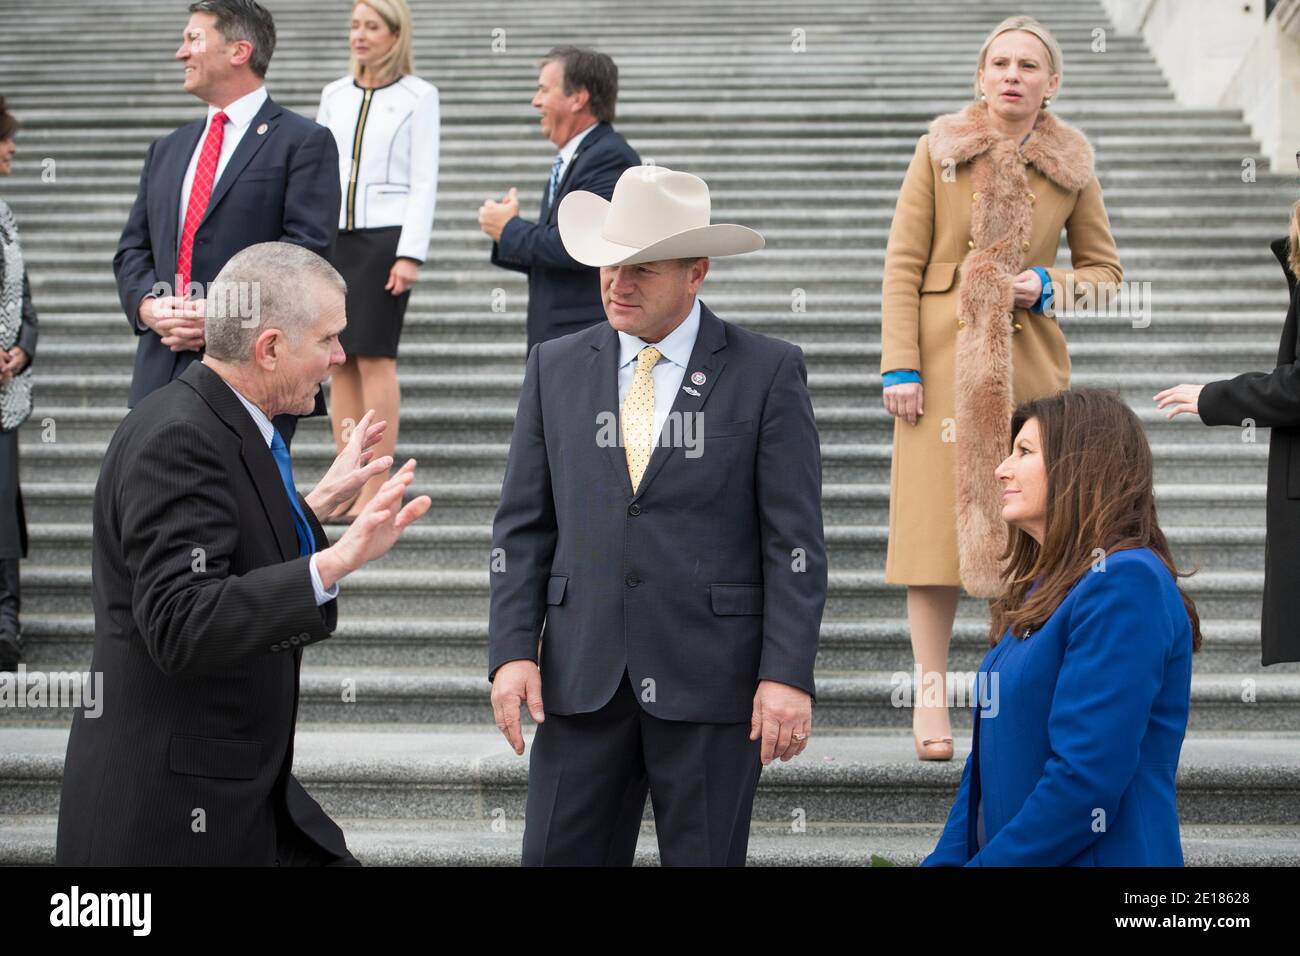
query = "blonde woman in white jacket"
xmin=318 ymin=0 xmax=439 ymax=520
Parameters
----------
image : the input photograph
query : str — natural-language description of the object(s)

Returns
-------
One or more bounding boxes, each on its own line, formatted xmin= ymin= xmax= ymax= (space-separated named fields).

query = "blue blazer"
xmin=490 ymin=122 xmax=640 ymax=350
xmin=113 ymin=95 xmax=341 ymax=408
xmin=923 ymin=547 xmax=1193 ymax=866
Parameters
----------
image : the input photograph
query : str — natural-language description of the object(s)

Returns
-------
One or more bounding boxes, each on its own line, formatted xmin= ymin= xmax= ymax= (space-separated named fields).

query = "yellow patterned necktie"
xmin=622 ymin=346 xmax=662 ymax=492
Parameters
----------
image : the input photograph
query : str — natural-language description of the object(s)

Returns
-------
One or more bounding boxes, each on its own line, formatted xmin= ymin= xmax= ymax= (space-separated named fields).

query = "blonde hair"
xmin=1289 ymin=201 xmax=1300 ymax=280
xmin=974 ymin=16 xmax=1063 ymax=103
xmin=349 ymin=0 xmax=414 ymax=85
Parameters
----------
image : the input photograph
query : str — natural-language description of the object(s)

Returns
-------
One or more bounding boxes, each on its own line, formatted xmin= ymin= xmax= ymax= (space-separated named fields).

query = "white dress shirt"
xmin=616 ymin=297 xmax=701 ymax=446
xmin=222 ymin=377 xmax=339 ymax=606
xmin=553 ymin=121 xmax=598 ymax=192
xmin=176 ymin=85 xmax=270 ymax=250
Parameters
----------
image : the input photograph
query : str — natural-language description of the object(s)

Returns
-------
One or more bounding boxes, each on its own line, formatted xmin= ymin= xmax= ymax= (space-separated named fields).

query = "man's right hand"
xmin=139 ymin=295 xmax=206 ymax=352
xmin=491 ymin=659 xmax=544 ymax=755
xmin=315 ymin=459 xmax=432 ymax=588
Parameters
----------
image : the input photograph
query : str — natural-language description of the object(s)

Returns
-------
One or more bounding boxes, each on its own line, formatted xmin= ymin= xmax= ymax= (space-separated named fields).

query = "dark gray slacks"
xmin=522 ymin=669 xmax=763 ymax=866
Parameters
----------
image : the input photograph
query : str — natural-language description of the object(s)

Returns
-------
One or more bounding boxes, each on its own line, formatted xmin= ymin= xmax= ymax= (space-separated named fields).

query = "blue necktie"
xmin=270 ymin=427 xmax=315 ymax=558
xmin=547 ymin=154 xmax=564 ymax=208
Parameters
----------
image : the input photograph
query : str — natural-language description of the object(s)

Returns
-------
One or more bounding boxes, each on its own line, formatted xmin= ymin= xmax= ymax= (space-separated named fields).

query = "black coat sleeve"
xmin=16 ymin=268 xmax=37 ymax=363
xmin=282 ymin=124 xmax=342 ymax=261
xmin=1200 ymin=287 xmax=1300 ymax=428
xmin=119 ymin=420 xmax=336 ymax=675
xmin=112 ymin=138 xmax=161 ymax=334
xmin=486 ymin=342 xmax=557 ymax=680
xmin=754 ymin=345 xmax=828 ymax=698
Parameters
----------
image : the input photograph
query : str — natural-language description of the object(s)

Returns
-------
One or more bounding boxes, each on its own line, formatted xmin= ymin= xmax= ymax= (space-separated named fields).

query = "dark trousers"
xmin=522 ymin=670 xmax=763 ymax=866
xmin=0 ymin=558 xmax=19 ymax=633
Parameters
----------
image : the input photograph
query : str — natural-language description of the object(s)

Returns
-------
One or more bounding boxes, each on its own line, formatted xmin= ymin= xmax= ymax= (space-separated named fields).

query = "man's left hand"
xmin=478 ymin=187 xmax=520 ymax=242
xmin=750 ymin=679 xmax=812 ymax=765
xmin=306 ymin=409 xmax=391 ymax=520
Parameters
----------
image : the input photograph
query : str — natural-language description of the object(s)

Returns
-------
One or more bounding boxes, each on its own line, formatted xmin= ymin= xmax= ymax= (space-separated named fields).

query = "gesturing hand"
xmin=1153 ymin=384 xmax=1204 ymax=420
xmin=314 ymin=459 xmax=431 ymax=588
xmin=751 ymin=680 xmax=812 ymax=765
xmin=491 ymin=659 xmax=544 ymax=755
xmin=306 ymin=409 xmax=390 ymax=520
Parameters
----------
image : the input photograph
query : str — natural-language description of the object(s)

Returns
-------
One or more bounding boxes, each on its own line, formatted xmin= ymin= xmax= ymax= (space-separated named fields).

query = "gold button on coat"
xmin=967 ymin=239 xmax=975 ymax=249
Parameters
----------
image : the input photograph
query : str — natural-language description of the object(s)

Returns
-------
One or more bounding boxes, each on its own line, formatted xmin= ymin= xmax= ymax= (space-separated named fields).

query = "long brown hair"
xmin=987 ymin=388 xmax=1202 ymax=651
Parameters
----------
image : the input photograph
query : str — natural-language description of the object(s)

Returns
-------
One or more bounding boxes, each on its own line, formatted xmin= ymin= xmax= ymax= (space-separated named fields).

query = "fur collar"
xmin=927 ymin=102 xmax=1094 ymax=192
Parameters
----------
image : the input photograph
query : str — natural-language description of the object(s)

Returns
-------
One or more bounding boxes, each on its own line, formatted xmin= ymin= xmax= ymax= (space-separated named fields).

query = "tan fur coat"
xmin=881 ymin=102 xmax=1122 ymax=595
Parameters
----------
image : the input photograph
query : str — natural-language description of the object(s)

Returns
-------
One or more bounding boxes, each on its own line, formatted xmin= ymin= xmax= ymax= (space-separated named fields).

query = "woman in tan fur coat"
xmin=880 ymin=16 xmax=1122 ymax=759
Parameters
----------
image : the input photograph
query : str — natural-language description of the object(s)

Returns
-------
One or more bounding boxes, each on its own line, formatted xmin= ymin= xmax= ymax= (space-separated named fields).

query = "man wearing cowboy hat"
xmin=488 ymin=165 xmax=828 ymax=866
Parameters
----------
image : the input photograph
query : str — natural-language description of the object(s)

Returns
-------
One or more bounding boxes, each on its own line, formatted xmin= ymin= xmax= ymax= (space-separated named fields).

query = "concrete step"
xmin=15 ymin=518 xmax=1275 ymax=575
xmin=2 ymin=726 xmax=1296 ymax=825
xmin=13 ymin=478 xmax=1273 ymax=529
xmin=4 ymin=661 xmax=1292 ymax=731
xmin=9 ymin=565 xmax=1281 ymax=621
xmin=1 ymin=813 xmax=1295 ymax=866
xmin=13 ymin=613 xmax=1290 ymax=676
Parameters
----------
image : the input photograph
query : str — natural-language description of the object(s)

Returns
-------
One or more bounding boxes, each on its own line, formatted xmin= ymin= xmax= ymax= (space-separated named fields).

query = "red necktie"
xmin=176 ymin=110 xmax=227 ymax=298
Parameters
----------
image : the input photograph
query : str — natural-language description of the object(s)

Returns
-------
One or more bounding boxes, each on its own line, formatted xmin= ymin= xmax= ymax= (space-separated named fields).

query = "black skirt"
xmin=332 ymin=226 xmax=411 ymax=358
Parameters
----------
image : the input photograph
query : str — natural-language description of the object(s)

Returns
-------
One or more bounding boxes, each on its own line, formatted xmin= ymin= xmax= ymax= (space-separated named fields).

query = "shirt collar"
xmin=557 ymin=121 xmax=599 ymax=164
xmin=618 ymin=297 xmax=701 ymax=371
xmin=219 ymin=375 xmax=274 ymax=447
xmin=207 ymin=85 xmax=268 ymax=132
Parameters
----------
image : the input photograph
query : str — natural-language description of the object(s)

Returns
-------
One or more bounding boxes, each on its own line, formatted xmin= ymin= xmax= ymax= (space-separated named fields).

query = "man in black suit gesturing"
xmin=57 ymin=242 xmax=431 ymax=865
xmin=479 ymin=46 xmax=641 ymax=350
xmin=114 ymin=0 xmax=339 ymax=441
xmin=489 ymin=166 xmax=828 ymax=865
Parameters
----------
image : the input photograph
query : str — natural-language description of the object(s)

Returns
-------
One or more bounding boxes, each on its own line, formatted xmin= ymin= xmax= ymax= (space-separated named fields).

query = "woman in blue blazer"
xmin=924 ymin=388 xmax=1201 ymax=866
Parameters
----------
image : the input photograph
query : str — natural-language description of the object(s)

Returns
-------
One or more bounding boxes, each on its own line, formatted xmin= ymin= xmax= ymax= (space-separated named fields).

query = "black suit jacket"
xmin=488 ymin=304 xmax=828 ymax=722
xmin=113 ymin=94 xmax=340 ymax=411
xmin=1199 ymin=238 xmax=1300 ymax=664
xmin=56 ymin=362 xmax=350 ymax=864
xmin=490 ymin=122 xmax=640 ymax=349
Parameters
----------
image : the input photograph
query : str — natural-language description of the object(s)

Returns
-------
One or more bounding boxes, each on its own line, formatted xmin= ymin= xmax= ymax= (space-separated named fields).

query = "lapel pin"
xmin=691 ymin=371 xmax=706 ymax=386
xmin=683 ymin=385 xmax=700 ymax=397
xmin=256 ymin=122 xmax=269 ymax=135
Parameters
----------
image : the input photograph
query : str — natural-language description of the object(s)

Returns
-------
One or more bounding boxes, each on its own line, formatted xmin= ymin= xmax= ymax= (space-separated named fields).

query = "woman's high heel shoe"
xmin=914 ymin=733 xmax=954 ymax=761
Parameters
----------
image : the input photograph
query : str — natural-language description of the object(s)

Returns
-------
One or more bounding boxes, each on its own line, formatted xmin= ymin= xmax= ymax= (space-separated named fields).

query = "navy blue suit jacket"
xmin=114 ymin=95 xmax=341 ymax=408
xmin=924 ymin=548 xmax=1193 ymax=866
xmin=488 ymin=304 xmax=828 ymax=723
xmin=490 ymin=122 xmax=640 ymax=350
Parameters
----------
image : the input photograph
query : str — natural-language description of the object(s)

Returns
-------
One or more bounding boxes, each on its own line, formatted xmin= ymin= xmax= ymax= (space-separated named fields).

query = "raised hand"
xmin=314 ymin=459 xmax=432 ymax=588
xmin=306 ymin=409 xmax=390 ymax=520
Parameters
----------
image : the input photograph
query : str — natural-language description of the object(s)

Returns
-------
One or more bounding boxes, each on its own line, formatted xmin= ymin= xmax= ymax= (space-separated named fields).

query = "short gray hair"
xmin=204 ymin=242 xmax=346 ymax=363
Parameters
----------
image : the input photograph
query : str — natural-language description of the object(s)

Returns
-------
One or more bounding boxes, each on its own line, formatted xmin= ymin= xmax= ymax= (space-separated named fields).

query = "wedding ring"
xmin=792 ymin=732 xmax=807 ymax=742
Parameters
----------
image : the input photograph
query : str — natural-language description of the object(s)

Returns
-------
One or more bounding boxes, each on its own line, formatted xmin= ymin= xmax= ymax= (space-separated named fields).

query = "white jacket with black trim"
xmin=317 ymin=73 xmax=440 ymax=263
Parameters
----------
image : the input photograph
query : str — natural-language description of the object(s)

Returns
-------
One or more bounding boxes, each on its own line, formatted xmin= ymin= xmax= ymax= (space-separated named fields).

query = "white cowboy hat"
xmin=558 ymin=165 xmax=765 ymax=267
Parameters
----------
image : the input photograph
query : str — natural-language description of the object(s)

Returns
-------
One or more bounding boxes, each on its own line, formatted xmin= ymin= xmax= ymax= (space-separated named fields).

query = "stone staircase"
xmin=1 ymin=0 xmax=1298 ymax=864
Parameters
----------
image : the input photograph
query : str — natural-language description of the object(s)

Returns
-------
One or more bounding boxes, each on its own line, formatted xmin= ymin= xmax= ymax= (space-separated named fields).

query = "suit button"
xmin=957 ymin=319 xmax=965 ymax=328
xmin=628 ymin=503 xmax=641 ymax=516
xmin=271 ymin=643 xmax=282 ymax=652
xmin=1013 ymin=323 xmax=1023 ymax=332
xmin=289 ymin=635 xmax=301 ymax=646
xmin=1027 ymin=192 xmax=1036 ymax=203
xmin=1021 ymin=241 xmax=1030 ymax=252
xmin=967 ymin=239 xmax=975 ymax=250
xmin=625 ymin=574 xmax=640 ymax=588
xmin=971 ymin=191 xmax=981 ymax=201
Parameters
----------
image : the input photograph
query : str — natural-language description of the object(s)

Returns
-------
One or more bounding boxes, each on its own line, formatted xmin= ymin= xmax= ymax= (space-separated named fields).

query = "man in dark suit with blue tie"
xmin=479 ymin=46 xmax=641 ymax=350
xmin=488 ymin=166 xmax=828 ymax=865
xmin=113 ymin=0 xmax=339 ymax=441
xmin=57 ymin=242 xmax=431 ymax=865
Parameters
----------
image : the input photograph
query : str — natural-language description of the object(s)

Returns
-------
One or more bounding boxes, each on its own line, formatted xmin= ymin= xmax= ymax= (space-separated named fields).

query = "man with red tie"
xmin=114 ymin=0 xmax=339 ymax=441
